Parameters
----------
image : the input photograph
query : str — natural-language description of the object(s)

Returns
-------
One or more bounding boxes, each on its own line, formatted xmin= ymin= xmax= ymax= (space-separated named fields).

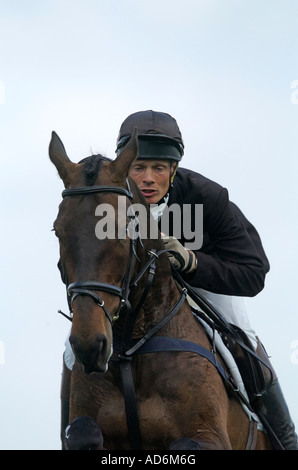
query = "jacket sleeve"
xmin=184 ymin=187 xmax=269 ymax=297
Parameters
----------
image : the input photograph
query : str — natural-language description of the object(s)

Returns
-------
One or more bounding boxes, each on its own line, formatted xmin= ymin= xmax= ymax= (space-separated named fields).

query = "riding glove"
xmin=162 ymin=235 xmax=197 ymax=273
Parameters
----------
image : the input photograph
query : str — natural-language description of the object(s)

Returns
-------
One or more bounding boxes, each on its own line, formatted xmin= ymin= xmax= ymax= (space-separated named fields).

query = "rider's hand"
xmin=161 ymin=234 xmax=197 ymax=273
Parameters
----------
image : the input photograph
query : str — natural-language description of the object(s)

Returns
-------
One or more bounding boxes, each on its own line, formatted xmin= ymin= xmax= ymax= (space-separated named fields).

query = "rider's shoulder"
xmin=175 ymin=167 xmax=225 ymax=198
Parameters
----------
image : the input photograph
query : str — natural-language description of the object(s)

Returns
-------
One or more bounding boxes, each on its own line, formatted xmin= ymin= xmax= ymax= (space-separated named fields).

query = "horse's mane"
xmin=79 ymin=154 xmax=112 ymax=186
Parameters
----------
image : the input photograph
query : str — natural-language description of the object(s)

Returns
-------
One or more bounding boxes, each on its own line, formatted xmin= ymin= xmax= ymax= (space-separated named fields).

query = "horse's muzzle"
xmin=69 ymin=334 xmax=110 ymax=374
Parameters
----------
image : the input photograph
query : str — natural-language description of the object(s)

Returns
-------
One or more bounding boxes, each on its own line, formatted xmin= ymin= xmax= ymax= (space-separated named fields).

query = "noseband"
xmin=60 ymin=179 xmax=135 ymax=325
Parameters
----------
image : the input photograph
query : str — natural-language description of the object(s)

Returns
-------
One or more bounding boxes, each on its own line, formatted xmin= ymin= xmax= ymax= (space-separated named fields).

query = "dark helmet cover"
xmin=116 ymin=110 xmax=184 ymax=161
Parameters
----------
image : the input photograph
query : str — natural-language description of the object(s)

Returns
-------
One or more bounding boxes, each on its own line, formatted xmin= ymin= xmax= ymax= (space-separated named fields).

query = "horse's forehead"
xmin=81 ymin=156 xmax=114 ymax=186
xmin=66 ymin=163 xmax=87 ymax=186
xmin=64 ymin=158 xmax=111 ymax=187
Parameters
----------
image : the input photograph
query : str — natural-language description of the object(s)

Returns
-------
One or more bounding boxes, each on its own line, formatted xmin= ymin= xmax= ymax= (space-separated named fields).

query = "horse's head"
xmin=49 ymin=129 xmax=140 ymax=373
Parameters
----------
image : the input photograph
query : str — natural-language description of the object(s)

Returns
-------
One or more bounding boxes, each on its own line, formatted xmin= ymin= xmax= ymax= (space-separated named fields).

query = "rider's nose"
xmin=142 ymin=169 xmax=154 ymax=183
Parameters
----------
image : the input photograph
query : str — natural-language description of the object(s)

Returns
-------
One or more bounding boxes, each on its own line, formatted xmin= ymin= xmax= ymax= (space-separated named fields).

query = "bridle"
xmin=58 ymin=178 xmax=188 ymax=348
xmin=60 ymin=179 xmax=137 ymax=326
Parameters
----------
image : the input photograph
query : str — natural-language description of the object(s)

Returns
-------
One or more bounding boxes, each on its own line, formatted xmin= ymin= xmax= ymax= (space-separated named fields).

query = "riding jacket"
xmin=163 ymin=167 xmax=270 ymax=297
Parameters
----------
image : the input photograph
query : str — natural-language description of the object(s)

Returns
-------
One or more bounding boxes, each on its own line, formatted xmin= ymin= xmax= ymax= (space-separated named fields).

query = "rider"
xmin=115 ymin=109 xmax=298 ymax=450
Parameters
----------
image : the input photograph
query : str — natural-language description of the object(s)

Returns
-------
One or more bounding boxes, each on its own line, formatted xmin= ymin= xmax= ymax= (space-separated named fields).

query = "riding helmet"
xmin=116 ymin=110 xmax=184 ymax=161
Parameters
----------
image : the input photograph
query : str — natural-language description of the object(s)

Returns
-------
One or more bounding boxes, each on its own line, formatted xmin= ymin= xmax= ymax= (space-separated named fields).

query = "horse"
xmin=49 ymin=129 xmax=272 ymax=450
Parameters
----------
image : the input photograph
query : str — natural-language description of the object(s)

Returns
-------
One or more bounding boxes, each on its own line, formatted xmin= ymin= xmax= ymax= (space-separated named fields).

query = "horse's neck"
xmin=132 ymin=248 xmax=189 ymax=338
xmin=125 ymin=201 xmax=199 ymax=340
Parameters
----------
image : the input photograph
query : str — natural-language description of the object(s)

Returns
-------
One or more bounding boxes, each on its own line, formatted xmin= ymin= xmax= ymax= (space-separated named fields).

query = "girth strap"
xmin=245 ymin=419 xmax=258 ymax=450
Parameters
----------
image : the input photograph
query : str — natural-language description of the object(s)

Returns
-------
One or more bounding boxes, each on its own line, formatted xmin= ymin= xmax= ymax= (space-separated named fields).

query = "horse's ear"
xmin=110 ymin=127 xmax=138 ymax=179
xmin=49 ymin=131 xmax=76 ymax=186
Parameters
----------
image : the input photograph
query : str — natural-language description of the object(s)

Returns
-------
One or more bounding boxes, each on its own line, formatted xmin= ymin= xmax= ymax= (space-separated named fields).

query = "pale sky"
xmin=0 ymin=0 xmax=298 ymax=449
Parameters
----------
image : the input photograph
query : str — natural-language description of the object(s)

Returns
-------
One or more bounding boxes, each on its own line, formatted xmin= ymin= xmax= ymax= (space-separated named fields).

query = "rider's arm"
xmin=167 ymin=169 xmax=269 ymax=297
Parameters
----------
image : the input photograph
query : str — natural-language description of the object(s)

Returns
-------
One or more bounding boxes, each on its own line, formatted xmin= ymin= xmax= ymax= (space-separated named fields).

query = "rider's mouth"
xmin=141 ymin=189 xmax=157 ymax=198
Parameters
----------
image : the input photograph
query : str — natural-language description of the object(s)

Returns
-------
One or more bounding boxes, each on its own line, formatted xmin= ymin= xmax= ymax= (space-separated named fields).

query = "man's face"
xmin=129 ymin=160 xmax=175 ymax=204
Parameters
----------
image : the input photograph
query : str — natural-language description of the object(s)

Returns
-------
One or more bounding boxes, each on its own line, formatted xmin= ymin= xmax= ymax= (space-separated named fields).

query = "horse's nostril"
xmin=69 ymin=334 xmax=107 ymax=369
xmin=95 ymin=335 xmax=106 ymax=354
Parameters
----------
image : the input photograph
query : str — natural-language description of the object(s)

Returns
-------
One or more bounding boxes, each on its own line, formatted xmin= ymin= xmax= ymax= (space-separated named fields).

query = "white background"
xmin=0 ymin=0 xmax=297 ymax=450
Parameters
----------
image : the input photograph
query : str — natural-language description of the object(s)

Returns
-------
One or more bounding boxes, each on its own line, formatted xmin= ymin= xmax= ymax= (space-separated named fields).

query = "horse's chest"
xmin=97 ymin=381 xmax=184 ymax=449
xmin=99 ymin=397 xmax=176 ymax=450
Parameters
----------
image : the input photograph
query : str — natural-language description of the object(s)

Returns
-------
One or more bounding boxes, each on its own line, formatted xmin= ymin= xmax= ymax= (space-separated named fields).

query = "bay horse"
xmin=49 ymin=129 xmax=272 ymax=450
